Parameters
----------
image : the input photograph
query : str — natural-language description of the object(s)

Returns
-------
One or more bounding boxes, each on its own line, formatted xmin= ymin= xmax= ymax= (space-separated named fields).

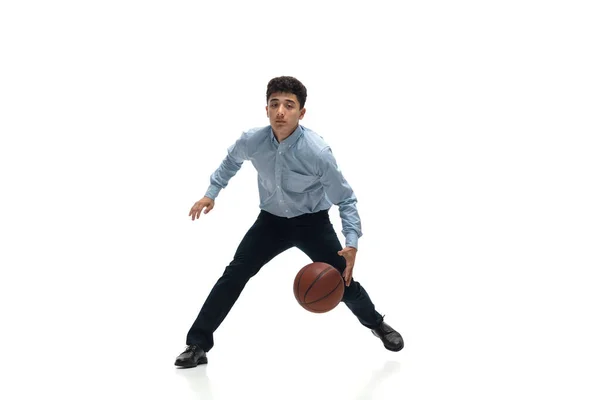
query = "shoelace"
xmin=185 ymin=345 xmax=198 ymax=353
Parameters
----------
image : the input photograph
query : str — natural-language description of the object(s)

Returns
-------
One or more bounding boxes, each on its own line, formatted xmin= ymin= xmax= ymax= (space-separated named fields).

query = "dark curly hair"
xmin=266 ymin=76 xmax=307 ymax=109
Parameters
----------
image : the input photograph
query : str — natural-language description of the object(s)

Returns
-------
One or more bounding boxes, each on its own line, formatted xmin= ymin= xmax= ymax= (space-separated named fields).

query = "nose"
xmin=276 ymin=105 xmax=285 ymax=117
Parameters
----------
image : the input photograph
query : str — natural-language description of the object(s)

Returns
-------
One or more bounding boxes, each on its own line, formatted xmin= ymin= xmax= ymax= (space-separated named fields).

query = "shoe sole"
xmin=384 ymin=344 xmax=403 ymax=352
xmin=174 ymin=356 xmax=208 ymax=368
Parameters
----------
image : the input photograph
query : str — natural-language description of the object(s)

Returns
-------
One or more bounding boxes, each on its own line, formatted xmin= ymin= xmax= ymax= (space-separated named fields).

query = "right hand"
xmin=189 ymin=197 xmax=215 ymax=221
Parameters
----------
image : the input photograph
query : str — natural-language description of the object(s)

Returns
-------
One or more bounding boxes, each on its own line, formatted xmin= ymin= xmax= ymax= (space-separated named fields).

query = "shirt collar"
xmin=270 ymin=124 xmax=304 ymax=147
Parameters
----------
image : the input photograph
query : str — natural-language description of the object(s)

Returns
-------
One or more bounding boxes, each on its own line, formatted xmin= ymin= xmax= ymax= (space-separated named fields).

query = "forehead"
xmin=268 ymin=92 xmax=299 ymax=104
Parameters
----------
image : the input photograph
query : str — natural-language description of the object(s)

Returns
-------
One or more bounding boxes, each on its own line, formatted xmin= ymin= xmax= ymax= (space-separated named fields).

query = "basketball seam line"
xmin=304 ymin=277 xmax=343 ymax=305
xmin=303 ymin=267 xmax=336 ymax=304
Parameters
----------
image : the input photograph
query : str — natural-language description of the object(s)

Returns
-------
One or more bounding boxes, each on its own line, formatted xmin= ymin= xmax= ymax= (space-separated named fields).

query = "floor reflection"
xmin=354 ymin=360 xmax=402 ymax=399
xmin=175 ymin=365 xmax=214 ymax=399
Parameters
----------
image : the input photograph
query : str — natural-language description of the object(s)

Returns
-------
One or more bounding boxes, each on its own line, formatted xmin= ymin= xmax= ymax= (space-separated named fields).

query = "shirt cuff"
xmin=204 ymin=184 xmax=222 ymax=200
xmin=345 ymin=232 xmax=359 ymax=249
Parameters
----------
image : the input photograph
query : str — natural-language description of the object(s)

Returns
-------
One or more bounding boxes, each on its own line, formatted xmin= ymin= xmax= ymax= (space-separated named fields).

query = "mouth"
xmin=275 ymin=120 xmax=286 ymax=124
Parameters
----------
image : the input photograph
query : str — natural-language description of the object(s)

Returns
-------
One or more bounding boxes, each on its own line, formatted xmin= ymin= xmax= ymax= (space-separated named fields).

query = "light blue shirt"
xmin=204 ymin=124 xmax=362 ymax=249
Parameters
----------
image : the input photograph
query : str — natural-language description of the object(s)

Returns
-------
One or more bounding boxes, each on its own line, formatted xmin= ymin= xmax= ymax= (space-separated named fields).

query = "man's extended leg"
xmin=180 ymin=211 xmax=292 ymax=362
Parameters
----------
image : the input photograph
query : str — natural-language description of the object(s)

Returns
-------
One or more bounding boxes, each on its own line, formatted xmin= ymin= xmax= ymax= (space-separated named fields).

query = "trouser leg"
xmin=290 ymin=211 xmax=384 ymax=329
xmin=186 ymin=211 xmax=292 ymax=350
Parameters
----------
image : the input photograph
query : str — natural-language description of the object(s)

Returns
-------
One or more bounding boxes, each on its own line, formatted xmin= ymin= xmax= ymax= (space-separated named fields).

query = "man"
xmin=175 ymin=76 xmax=403 ymax=368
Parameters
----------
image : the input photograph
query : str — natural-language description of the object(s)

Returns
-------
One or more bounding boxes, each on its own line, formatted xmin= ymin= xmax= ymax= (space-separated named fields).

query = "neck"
xmin=273 ymin=124 xmax=298 ymax=142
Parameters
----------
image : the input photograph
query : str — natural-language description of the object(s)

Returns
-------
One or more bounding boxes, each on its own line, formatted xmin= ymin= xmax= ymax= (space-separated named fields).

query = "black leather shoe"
xmin=371 ymin=321 xmax=404 ymax=352
xmin=174 ymin=344 xmax=208 ymax=368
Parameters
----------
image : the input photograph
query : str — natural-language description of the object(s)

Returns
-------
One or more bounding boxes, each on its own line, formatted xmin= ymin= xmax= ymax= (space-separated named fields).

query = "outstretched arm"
xmin=190 ymin=133 xmax=249 ymax=220
xmin=204 ymin=133 xmax=249 ymax=200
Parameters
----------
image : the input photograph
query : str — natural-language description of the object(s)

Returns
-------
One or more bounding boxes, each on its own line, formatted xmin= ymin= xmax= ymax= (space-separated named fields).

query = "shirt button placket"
xmin=275 ymin=144 xmax=286 ymax=213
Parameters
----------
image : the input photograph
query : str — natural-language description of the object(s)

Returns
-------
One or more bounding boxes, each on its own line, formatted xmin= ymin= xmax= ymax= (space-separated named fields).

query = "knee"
xmin=222 ymin=261 xmax=260 ymax=284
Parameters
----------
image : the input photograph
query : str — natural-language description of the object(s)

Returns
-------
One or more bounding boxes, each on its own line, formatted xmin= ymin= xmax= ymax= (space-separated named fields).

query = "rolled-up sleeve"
xmin=316 ymin=147 xmax=362 ymax=248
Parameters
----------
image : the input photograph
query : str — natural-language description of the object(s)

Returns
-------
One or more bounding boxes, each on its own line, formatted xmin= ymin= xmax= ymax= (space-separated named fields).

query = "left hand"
xmin=337 ymin=246 xmax=357 ymax=286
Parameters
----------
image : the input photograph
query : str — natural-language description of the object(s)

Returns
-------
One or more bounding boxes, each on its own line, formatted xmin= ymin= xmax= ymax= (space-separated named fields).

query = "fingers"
xmin=338 ymin=249 xmax=355 ymax=286
xmin=189 ymin=199 xmax=215 ymax=220
xmin=343 ymin=267 xmax=353 ymax=286
xmin=190 ymin=207 xmax=202 ymax=220
xmin=189 ymin=203 xmax=206 ymax=220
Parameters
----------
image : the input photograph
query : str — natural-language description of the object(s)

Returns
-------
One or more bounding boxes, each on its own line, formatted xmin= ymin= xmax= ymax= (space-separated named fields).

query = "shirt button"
xmin=279 ymin=151 xmax=282 ymax=154
xmin=285 ymin=210 xmax=289 ymax=212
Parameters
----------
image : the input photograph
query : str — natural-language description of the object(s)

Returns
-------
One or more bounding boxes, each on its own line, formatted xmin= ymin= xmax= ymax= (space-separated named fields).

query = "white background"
xmin=1 ymin=1 xmax=599 ymax=399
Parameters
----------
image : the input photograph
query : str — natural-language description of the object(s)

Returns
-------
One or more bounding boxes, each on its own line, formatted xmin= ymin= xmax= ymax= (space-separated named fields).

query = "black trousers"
xmin=186 ymin=209 xmax=384 ymax=351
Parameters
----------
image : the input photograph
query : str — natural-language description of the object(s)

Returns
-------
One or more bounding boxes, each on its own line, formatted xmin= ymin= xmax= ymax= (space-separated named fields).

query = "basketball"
xmin=293 ymin=262 xmax=345 ymax=313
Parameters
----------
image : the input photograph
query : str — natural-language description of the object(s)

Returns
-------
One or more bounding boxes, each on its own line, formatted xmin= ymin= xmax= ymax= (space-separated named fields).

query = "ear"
xmin=265 ymin=105 xmax=269 ymax=117
xmin=299 ymin=107 xmax=306 ymax=120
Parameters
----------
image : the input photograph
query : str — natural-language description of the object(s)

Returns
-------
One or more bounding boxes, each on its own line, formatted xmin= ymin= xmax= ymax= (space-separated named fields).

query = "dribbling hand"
xmin=337 ymin=246 xmax=357 ymax=286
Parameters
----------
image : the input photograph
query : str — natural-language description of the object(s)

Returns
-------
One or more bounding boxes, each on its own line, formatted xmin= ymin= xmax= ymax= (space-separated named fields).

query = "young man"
xmin=175 ymin=76 xmax=403 ymax=368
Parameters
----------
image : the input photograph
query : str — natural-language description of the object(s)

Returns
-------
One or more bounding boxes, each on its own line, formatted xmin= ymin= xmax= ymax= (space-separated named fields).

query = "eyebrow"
xmin=270 ymin=98 xmax=297 ymax=104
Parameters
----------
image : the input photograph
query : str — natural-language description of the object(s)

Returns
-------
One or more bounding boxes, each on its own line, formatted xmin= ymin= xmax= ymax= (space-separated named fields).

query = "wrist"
xmin=345 ymin=232 xmax=358 ymax=249
xmin=205 ymin=184 xmax=221 ymax=200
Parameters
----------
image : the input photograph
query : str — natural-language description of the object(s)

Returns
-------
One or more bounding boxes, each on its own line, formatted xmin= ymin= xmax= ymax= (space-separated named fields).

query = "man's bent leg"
xmin=290 ymin=211 xmax=384 ymax=329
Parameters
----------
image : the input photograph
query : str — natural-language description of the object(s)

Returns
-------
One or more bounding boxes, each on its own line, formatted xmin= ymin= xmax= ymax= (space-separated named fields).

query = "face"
xmin=266 ymin=92 xmax=306 ymax=139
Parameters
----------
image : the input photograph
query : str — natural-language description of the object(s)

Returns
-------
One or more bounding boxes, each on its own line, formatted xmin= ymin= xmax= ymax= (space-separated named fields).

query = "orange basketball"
xmin=293 ymin=262 xmax=345 ymax=313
